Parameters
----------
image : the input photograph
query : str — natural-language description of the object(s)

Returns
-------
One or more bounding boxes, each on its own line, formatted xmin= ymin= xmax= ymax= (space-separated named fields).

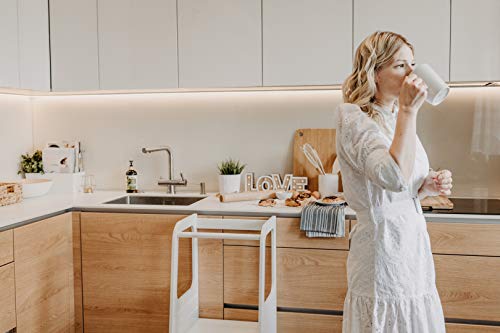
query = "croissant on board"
xmin=311 ymin=191 xmax=321 ymax=199
xmin=258 ymin=198 xmax=276 ymax=207
xmin=285 ymin=198 xmax=301 ymax=207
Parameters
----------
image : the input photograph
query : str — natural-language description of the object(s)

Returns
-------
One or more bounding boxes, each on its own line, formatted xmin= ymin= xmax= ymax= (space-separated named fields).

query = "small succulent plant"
xmin=217 ymin=158 xmax=246 ymax=175
xmin=18 ymin=150 xmax=44 ymax=175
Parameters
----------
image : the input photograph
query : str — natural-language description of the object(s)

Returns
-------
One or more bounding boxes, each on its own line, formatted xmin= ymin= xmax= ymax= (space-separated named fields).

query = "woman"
xmin=336 ymin=31 xmax=452 ymax=332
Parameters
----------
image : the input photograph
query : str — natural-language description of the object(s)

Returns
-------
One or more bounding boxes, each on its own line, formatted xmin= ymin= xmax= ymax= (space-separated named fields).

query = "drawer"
xmin=435 ymin=254 xmax=500 ymax=321
xmin=224 ymin=308 xmax=343 ymax=332
xmin=223 ymin=216 xmax=270 ymax=247
xmin=224 ymin=245 xmax=272 ymax=306
xmin=0 ymin=263 xmax=16 ymax=332
xmin=427 ymin=222 xmax=500 ymax=256
xmin=277 ymin=218 xmax=349 ymax=250
xmin=277 ymin=248 xmax=347 ymax=311
xmin=224 ymin=216 xmax=350 ymax=250
xmin=0 ymin=229 xmax=14 ymax=266
xmin=446 ymin=323 xmax=500 ymax=333
xmin=224 ymin=246 xmax=348 ymax=311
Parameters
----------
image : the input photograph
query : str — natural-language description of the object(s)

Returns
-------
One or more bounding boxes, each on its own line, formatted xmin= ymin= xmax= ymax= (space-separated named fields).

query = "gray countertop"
xmin=2 ymin=190 xmax=500 ymax=232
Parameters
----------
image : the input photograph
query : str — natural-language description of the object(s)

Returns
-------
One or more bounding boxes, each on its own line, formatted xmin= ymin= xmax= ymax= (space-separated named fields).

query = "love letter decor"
xmin=244 ymin=173 xmax=308 ymax=191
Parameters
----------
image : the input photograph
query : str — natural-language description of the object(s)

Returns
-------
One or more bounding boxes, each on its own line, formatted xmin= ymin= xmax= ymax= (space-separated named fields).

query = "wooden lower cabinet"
xmin=224 ymin=245 xmax=348 ymax=311
xmin=80 ymin=212 xmax=223 ymax=333
xmin=278 ymin=248 xmax=348 ymax=310
xmin=276 ymin=217 xmax=349 ymax=250
xmin=446 ymin=323 xmax=500 ymax=332
xmin=434 ymin=254 xmax=500 ymax=322
xmin=0 ymin=263 xmax=16 ymax=332
xmin=14 ymin=212 xmax=74 ymax=333
xmin=197 ymin=217 xmax=224 ymax=319
xmin=427 ymin=221 xmax=500 ymax=256
xmin=224 ymin=217 xmax=350 ymax=250
xmin=0 ymin=229 xmax=13 ymax=266
xmin=224 ymin=308 xmax=343 ymax=332
xmin=72 ymin=212 xmax=83 ymax=333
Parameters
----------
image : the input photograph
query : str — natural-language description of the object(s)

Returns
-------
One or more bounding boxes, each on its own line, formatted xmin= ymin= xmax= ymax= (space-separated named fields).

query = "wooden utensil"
xmin=219 ymin=190 xmax=276 ymax=203
xmin=293 ymin=129 xmax=342 ymax=192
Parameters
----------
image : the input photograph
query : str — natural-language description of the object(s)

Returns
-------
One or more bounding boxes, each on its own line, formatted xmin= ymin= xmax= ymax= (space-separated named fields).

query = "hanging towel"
xmin=300 ymin=202 xmax=346 ymax=238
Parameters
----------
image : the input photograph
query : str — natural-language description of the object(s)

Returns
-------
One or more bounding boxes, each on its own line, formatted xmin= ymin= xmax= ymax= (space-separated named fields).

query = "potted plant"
xmin=18 ymin=150 xmax=44 ymax=177
xmin=217 ymin=158 xmax=246 ymax=194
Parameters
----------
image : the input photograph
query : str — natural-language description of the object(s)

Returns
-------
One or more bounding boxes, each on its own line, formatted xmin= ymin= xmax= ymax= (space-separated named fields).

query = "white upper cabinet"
xmin=178 ymin=0 xmax=262 ymax=88
xmin=354 ymin=0 xmax=450 ymax=81
xmin=98 ymin=0 xmax=178 ymax=90
xmin=451 ymin=0 xmax=500 ymax=82
xmin=263 ymin=0 xmax=352 ymax=86
xmin=17 ymin=0 xmax=51 ymax=91
xmin=49 ymin=0 xmax=99 ymax=91
xmin=0 ymin=0 xmax=20 ymax=89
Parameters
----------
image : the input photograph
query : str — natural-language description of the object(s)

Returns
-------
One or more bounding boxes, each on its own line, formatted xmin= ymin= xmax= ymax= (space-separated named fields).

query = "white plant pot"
xmin=218 ymin=174 xmax=241 ymax=194
xmin=25 ymin=172 xmax=85 ymax=194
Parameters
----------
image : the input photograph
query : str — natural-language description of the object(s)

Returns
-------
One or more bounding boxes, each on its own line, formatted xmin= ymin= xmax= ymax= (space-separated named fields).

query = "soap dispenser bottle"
xmin=126 ymin=160 xmax=138 ymax=193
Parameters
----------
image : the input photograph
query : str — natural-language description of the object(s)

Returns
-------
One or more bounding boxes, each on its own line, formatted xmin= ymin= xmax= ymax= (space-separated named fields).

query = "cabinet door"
xmin=224 ymin=246 xmax=348 ymax=311
xmin=49 ymin=0 xmax=99 ymax=91
xmin=451 ymin=0 xmax=500 ymax=82
xmin=0 ymin=263 xmax=16 ymax=333
xmin=72 ymin=212 xmax=83 ymax=333
xmin=446 ymin=323 xmax=500 ymax=333
xmin=81 ymin=213 xmax=187 ymax=332
xmin=81 ymin=213 xmax=222 ymax=332
xmin=178 ymin=0 xmax=262 ymax=88
xmin=14 ymin=213 xmax=74 ymax=332
xmin=225 ymin=308 xmax=344 ymax=333
xmin=427 ymin=221 xmax=500 ymax=256
xmin=434 ymin=254 xmax=500 ymax=321
xmin=354 ymin=0 xmax=450 ymax=81
xmin=17 ymin=0 xmax=51 ymax=91
xmin=263 ymin=0 xmax=352 ymax=86
xmin=0 ymin=229 xmax=13 ymax=266
xmin=98 ymin=0 xmax=178 ymax=89
xmin=0 ymin=0 xmax=19 ymax=88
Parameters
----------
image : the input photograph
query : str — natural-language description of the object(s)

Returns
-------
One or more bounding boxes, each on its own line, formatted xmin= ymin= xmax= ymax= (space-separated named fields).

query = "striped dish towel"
xmin=300 ymin=202 xmax=346 ymax=238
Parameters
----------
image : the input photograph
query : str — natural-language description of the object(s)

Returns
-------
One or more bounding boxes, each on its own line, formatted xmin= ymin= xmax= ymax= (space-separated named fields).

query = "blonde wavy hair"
xmin=342 ymin=31 xmax=414 ymax=129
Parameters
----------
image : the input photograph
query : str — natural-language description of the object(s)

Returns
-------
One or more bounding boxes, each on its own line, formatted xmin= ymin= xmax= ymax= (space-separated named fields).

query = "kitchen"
xmin=1 ymin=0 xmax=500 ymax=332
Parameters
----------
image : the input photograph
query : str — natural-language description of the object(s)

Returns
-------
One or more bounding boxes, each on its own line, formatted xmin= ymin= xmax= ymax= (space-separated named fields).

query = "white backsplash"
xmin=0 ymin=94 xmax=33 ymax=180
xmin=32 ymin=90 xmax=339 ymax=193
xmin=3 ymin=86 xmax=497 ymax=198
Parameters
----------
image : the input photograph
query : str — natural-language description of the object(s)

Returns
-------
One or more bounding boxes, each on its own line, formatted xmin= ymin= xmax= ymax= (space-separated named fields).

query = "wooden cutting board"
xmin=420 ymin=195 xmax=454 ymax=210
xmin=293 ymin=129 xmax=342 ymax=192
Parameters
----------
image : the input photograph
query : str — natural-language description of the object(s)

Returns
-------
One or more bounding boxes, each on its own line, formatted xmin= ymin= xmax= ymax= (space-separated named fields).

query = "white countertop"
xmin=1 ymin=190 xmax=500 ymax=232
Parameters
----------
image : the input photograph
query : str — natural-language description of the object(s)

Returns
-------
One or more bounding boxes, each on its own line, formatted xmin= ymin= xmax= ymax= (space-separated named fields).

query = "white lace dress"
xmin=336 ymin=103 xmax=446 ymax=333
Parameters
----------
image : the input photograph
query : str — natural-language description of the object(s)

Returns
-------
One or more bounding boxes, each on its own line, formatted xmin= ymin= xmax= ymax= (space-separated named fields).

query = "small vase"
xmin=218 ymin=174 xmax=241 ymax=194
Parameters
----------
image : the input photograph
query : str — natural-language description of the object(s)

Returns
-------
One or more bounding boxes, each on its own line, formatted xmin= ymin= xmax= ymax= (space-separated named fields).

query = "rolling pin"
xmin=219 ymin=190 xmax=276 ymax=203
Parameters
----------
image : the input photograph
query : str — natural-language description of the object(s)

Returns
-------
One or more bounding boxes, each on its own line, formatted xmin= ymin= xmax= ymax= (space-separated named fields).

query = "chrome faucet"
xmin=141 ymin=146 xmax=187 ymax=194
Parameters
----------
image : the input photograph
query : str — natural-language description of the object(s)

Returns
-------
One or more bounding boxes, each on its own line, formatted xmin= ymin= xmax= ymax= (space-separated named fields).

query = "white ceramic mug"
xmin=412 ymin=64 xmax=450 ymax=106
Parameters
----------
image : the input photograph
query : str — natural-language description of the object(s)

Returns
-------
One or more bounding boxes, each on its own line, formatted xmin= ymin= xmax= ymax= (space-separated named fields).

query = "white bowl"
xmin=21 ymin=179 xmax=53 ymax=198
xmin=275 ymin=191 xmax=293 ymax=200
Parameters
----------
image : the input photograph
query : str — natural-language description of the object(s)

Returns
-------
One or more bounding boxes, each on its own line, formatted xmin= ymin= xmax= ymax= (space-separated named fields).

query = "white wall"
xmin=31 ymin=87 xmax=500 ymax=198
xmin=0 ymin=94 xmax=33 ymax=179
xmin=33 ymin=90 xmax=339 ymax=193
xmin=418 ymin=87 xmax=500 ymax=198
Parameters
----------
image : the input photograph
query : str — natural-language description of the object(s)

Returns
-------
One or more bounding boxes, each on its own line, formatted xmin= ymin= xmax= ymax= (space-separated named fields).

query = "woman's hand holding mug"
xmin=399 ymin=73 xmax=428 ymax=114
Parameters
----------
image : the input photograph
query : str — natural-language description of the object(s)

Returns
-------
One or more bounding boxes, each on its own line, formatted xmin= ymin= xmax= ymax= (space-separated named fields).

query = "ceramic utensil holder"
xmin=318 ymin=173 xmax=339 ymax=197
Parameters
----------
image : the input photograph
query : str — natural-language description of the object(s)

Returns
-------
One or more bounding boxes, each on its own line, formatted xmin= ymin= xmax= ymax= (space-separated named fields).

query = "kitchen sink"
xmin=103 ymin=195 xmax=205 ymax=206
